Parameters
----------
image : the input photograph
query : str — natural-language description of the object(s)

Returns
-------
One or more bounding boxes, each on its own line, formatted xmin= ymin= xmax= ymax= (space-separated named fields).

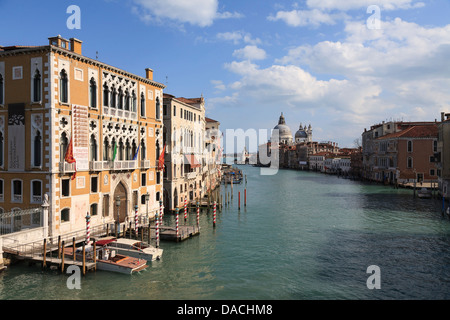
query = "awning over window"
xmin=184 ymin=154 xmax=201 ymax=168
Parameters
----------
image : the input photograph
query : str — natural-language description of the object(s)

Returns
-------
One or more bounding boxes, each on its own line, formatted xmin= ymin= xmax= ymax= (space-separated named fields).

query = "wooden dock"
xmin=151 ymin=225 xmax=200 ymax=242
xmin=23 ymin=255 xmax=96 ymax=272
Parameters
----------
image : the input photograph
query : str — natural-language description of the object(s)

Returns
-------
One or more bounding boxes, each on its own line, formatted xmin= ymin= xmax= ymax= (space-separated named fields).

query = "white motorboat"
xmin=64 ymin=241 xmax=148 ymax=275
xmin=101 ymin=238 xmax=163 ymax=262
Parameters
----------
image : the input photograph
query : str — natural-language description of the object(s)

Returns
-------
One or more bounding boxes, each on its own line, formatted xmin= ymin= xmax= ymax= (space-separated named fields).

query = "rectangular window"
xmin=141 ymin=173 xmax=146 ymax=186
xmin=173 ymin=105 xmax=176 ymax=117
xmin=91 ymin=176 xmax=98 ymax=193
xmin=61 ymin=208 xmax=70 ymax=222
xmin=157 ymin=172 xmax=161 ymax=184
xmin=12 ymin=180 xmax=22 ymax=202
xmin=0 ymin=179 xmax=3 ymax=201
xmin=32 ymin=180 xmax=42 ymax=203
xmin=90 ymin=203 xmax=98 ymax=216
xmin=103 ymin=194 xmax=110 ymax=217
xmin=61 ymin=178 xmax=70 ymax=197
xmin=163 ymin=104 xmax=167 ymax=116
xmin=407 ymin=157 xmax=413 ymax=169
xmin=434 ymin=140 xmax=438 ymax=153
xmin=407 ymin=140 xmax=413 ymax=152
xmin=430 ymin=169 xmax=436 ymax=176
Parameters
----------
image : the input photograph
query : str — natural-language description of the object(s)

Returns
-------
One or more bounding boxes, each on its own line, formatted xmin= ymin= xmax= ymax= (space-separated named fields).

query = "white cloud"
xmin=216 ymin=31 xmax=261 ymax=45
xmin=211 ymin=80 xmax=226 ymax=91
xmin=232 ymin=45 xmax=267 ymax=61
xmin=306 ymin=0 xmax=425 ymax=11
xmin=269 ymin=0 xmax=425 ymax=28
xmin=267 ymin=9 xmax=343 ymax=27
xmin=278 ymin=19 xmax=450 ymax=81
xmin=212 ymin=17 xmax=450 ymax=146
xmin=132 ymin=0 xmax=242 ymax=27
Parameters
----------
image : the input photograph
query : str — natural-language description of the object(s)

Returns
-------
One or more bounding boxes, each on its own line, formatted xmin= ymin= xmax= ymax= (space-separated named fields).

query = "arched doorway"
xmin=189 ymin=184 xmax=194 ymax=201
xmin=163 ymin=188 xmax=170 ymax=211
xmin=113 ymin=182 xmax=128 ymax=223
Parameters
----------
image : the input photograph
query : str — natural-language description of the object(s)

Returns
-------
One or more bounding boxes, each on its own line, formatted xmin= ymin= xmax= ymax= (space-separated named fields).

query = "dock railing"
xmin=4 ymin=223 xmax=109 ymax=259
xmin=0 ymin=207 xmax=42 ymax=236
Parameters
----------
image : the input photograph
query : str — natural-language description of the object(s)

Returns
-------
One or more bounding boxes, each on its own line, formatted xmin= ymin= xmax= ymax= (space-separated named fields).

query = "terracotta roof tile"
xmin=378 ymin=125 xmax=438 ymax=139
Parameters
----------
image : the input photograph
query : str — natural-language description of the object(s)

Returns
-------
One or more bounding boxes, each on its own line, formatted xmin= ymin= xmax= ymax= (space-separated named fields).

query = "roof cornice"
xmin=0 ymin=45 xmax=166 ymax=89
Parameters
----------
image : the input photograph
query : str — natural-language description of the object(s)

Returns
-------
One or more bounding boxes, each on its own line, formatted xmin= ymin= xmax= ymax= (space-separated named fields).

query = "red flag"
xmin=157 ymin=144 xmax=166 ymax=171
xmin=64 ymin=137 xmax=77 ymax=180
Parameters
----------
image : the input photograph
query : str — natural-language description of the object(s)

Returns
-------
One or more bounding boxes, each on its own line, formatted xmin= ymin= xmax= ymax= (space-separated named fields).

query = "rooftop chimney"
xmin=48 ymin=35 xmax=69 ymax=50
xmin=145 ymin=68 xmax=153 ymax=80
xmin=69 ymin=38 xmax=82 ymax=55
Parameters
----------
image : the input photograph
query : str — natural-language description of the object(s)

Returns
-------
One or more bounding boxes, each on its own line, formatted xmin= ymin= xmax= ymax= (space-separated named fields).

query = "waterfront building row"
xmin=0 ymin=35 xmax=221 ymax=241
xmin=162 ymin=94 xmax=221 ymax=212
xmin=361 ymin=120 xmax=439 ymax=186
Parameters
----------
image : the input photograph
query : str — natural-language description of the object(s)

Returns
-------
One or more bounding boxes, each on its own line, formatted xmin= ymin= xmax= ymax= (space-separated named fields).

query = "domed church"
xmin=272 ymin=113 xmax=312 ymax=145
xmin=273 ymin=113 xmax=293 ymax=145
xmin=295 ymin=123 xmax=312 ymax=143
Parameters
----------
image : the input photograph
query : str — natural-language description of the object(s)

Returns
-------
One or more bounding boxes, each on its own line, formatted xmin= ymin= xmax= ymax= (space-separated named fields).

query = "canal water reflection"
xmin=1 ymin=165 xmax=450 ymax=299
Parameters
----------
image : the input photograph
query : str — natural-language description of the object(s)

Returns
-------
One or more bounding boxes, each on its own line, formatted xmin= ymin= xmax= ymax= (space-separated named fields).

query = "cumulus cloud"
xmin=278 ymin=19 xmax=450 ymax=81
xmin=132 ymin=0 xmax=242 ymax=27
xmin=232 ymin=45 xmax=267 ymax=61
xmin=306 ymin=0 xmax=425 ymax=11
xmin=267 ymin=9 xmax=345 ymax=27
xmin=269 ymin=0 xmax=425 ymax=28
xmin=216 ymin=31 xmax=262 ymax=45
xmin=211 ymin=16 xmax=450 ymax=144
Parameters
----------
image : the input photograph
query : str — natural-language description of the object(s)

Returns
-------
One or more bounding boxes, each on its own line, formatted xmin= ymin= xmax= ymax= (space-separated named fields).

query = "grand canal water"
xmin=2 ymin=164 xmax=450 ymax=300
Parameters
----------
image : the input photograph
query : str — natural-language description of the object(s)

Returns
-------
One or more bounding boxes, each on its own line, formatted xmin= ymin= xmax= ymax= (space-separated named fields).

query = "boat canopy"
xmin=96 ymin=239 xmax=117 ymax=246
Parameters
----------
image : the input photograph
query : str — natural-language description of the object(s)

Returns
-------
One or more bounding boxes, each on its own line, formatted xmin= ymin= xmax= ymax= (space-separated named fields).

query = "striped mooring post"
xmin=213 ymin=201 xmax=217 ymax=228
xmin=176 ymin=208 xmax=179 ymax=241
xmin=85 ymin=212 xmax=91 ymax=245
xmin=159 ymin=200 xmax=164 ymax=227
xmin=155 ymin=212 xmax=160 ymax=248
xmin=184 ymin=196 xmax=187 ymax=222
xmin=196 ymin=201 xmax=200 ymax=228
xmin=134 ymin=205 xmax=139 ymax=238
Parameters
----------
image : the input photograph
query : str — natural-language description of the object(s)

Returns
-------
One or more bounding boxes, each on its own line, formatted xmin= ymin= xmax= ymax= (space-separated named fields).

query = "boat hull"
xmin=111 ymin=247 xmax=163 ymax=261
xmin=97 ymin=259 xmax=148 ymax=274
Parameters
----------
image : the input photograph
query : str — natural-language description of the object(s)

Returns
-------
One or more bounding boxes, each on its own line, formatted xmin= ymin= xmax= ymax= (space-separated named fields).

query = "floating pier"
xmin=150 ymin=225 xmax=200 ymax=242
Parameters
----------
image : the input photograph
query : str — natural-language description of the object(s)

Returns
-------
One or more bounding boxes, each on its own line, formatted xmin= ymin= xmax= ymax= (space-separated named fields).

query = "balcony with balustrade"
xmin=59 ymin=162 xmax=76 ymax=173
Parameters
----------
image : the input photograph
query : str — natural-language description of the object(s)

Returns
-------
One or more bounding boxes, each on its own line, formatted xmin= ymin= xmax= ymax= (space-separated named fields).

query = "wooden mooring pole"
xmin=93 ymin=241 xmax=97 ymax=271
xmin=57 ymin=236 xmax=61 ymax=259
xmin=42 ymin=238 xmax=47 ymax=268
xmin=238 ymin=191 xmax=241 ymax=210
xmin=72 ymin=237 xmax=76 ymax=261
xmin=82 ymin=243 xmax=86 ymax=276
xmin=244 ymin=189 xmax=247 ymax=207
xmin=61 ymin=240 xmax=65 ymax=272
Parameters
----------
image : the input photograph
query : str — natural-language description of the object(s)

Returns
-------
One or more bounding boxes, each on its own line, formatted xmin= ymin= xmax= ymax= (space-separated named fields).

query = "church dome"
xmin=273 ymin=113 xmax=293 ymax=142
xmin=295 ymin=130 xmax=307 ymax=139
xmin=295 ymin=123 xmax=308 ymax=139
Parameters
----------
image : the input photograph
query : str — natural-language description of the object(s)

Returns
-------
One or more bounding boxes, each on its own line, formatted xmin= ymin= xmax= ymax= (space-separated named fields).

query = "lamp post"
xmin=115 ymin=196 xmax=121 ymax=238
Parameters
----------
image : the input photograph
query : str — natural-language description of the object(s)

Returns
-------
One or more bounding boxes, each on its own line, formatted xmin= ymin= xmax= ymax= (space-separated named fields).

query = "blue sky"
xmin=1 ymin=0 xmax=450 ymax=152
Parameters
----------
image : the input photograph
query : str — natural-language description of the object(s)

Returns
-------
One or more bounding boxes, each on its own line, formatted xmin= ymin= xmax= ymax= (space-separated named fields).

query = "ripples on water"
xmin=2 ymin=166 xmax=450 ymax=300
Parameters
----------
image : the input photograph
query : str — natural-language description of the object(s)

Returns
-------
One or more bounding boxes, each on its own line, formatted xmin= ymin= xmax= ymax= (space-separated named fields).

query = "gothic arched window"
xmin=33 ymin=70 xmax=41 ymax=102
xmin=90 ymin=78 xmax=97 ymax=109
xmin=34 ymin=130 xmax=42 ymax=167
xmin=59 ymin=69 xmax=68 ymax=103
